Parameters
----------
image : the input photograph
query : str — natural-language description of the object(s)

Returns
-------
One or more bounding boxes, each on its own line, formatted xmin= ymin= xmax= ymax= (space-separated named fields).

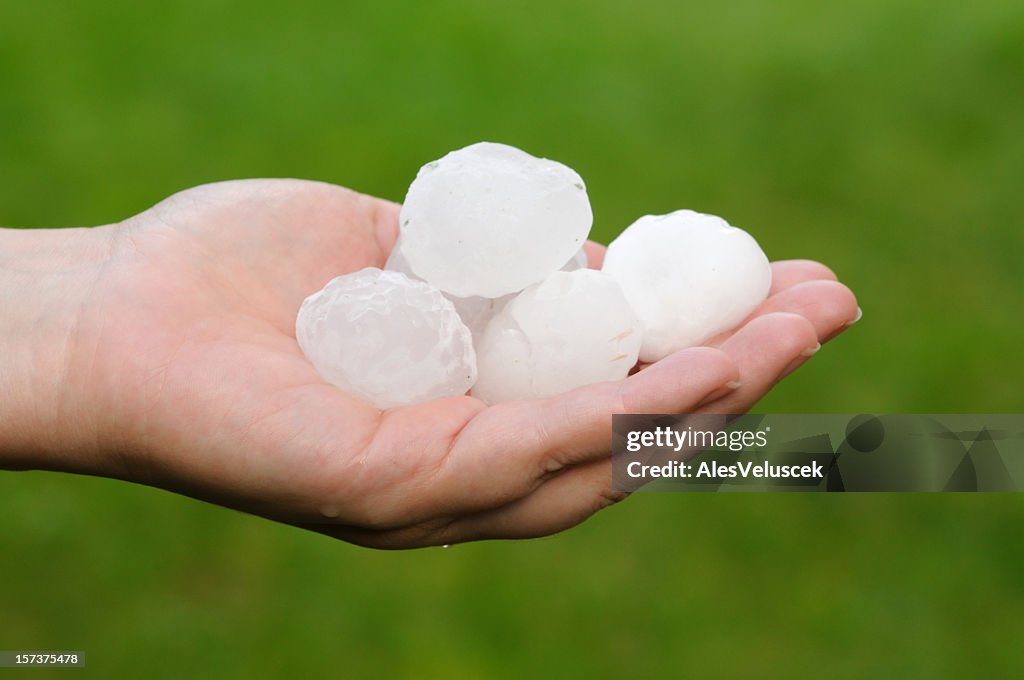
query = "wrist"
xmin=0 ymin=225 xmax=118 ymax=474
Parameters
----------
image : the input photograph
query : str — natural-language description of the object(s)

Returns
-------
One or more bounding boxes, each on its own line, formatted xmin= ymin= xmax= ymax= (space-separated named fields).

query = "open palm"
xmin=80 ymin=179 xmax=857 ymax=548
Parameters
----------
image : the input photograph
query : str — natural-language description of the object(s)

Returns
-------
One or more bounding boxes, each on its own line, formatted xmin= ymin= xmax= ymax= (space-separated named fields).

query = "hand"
xmin=0 ymin=180 xmax=858 ymax=548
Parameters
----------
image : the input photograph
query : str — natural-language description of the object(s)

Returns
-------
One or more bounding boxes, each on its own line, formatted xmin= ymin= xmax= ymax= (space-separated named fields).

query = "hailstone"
xmin=472 ymin=269 xmax=643 ymax=404
xmin=295 ymin=268 xmax=476 ymax=409
xmin=602 ymin=210 xmax=771 ymax=362
xmin=399 ymin=142 xmax=592 ymax=298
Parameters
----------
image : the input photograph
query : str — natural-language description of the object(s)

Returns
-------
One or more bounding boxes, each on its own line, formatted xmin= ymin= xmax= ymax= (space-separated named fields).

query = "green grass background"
xmin=2 ymin=0 xmax=1022 ymax=677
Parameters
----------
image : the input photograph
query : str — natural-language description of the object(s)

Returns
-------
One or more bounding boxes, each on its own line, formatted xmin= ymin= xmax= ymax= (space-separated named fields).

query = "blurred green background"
xmin=2 ymin=0 xmax=1022 ymax=677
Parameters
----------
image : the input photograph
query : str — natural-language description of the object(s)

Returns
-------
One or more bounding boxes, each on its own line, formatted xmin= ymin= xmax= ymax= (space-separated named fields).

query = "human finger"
xmin=697 ymin=312 xmax=819 ymax=414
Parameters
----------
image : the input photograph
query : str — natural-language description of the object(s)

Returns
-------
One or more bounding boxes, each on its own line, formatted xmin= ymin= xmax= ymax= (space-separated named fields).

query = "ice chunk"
xmin=399 ymin=142 xmax=592 ymax=298
xmin=473 ymin=269 xmax=643 ymax=404
xmin=296 ymin=268 xmax=476 ymax=409
xmin=602 ymin=210 xmax=771 ymax=362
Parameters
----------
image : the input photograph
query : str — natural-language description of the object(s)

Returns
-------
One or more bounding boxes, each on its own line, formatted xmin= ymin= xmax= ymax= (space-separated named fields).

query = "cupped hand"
xmin=50 ymin=179 xmax=858 ymax=548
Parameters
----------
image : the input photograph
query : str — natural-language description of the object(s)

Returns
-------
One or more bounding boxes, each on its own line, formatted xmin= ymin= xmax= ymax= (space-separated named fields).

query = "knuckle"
xmin=612 ymin=380 xmax=632 ymax=414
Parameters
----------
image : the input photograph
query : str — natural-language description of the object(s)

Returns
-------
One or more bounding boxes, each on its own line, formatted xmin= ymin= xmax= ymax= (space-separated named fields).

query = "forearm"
xmin=0 ymin=225 xmax=116 ymax=473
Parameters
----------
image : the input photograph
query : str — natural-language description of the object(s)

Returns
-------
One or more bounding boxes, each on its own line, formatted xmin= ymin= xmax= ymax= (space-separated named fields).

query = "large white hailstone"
xmin=602 ymin=210 xmax=772 ymax=362
xmin=295 ymin=268 xmax=476 ymax=409
xmin=399 ymin=142 xmax=593 ymax=298
xmin=472 ymin=269 xmax=643 ymax=404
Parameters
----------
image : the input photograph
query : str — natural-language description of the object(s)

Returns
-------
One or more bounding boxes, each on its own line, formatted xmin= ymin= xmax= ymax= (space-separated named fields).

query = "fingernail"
xmin=846 ymin=306 xmax=863 ymax=326
xmin=781 ymin=348 xmax=818 ymax=379
xmin=319 ymin=504 xmax=341 ymax=519
xmin=696 ymin=381 xmax=742 ymax=408
xmin=801 ymin=343 xmax=821 ymax=357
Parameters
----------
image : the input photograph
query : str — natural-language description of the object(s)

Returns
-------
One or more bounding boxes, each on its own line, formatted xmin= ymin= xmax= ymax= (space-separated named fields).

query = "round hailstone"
xmin=602 ymin=210 xmax=772 ymax=363
xmin=399 ymin=142 xmax=593 ymax=298
xmin=295 ymin=268 xmax=476 ymax=409
xmin=472 ymin=269 xmax=643 ymax=404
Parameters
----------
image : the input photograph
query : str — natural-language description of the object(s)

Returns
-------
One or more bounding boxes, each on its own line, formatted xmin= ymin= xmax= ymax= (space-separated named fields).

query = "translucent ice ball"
xmin=473 ymin=269 xmax=643 ymax=404
xmin=399 ymin=142 xmax=592 ymax=298
xmin=602 ymin=210 xmax=771 ymax=362
xmin=295 ymin=268 xmax=476 ymax=409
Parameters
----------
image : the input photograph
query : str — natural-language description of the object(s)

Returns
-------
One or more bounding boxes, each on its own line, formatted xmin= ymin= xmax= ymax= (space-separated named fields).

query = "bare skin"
xmin=0 ymin=179 xmax=859 ymax=548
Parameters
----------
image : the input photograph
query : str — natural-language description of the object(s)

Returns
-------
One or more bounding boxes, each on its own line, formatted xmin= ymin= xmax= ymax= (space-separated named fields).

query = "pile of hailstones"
xmin=296 ymin=142 xmax=772 ymax=409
